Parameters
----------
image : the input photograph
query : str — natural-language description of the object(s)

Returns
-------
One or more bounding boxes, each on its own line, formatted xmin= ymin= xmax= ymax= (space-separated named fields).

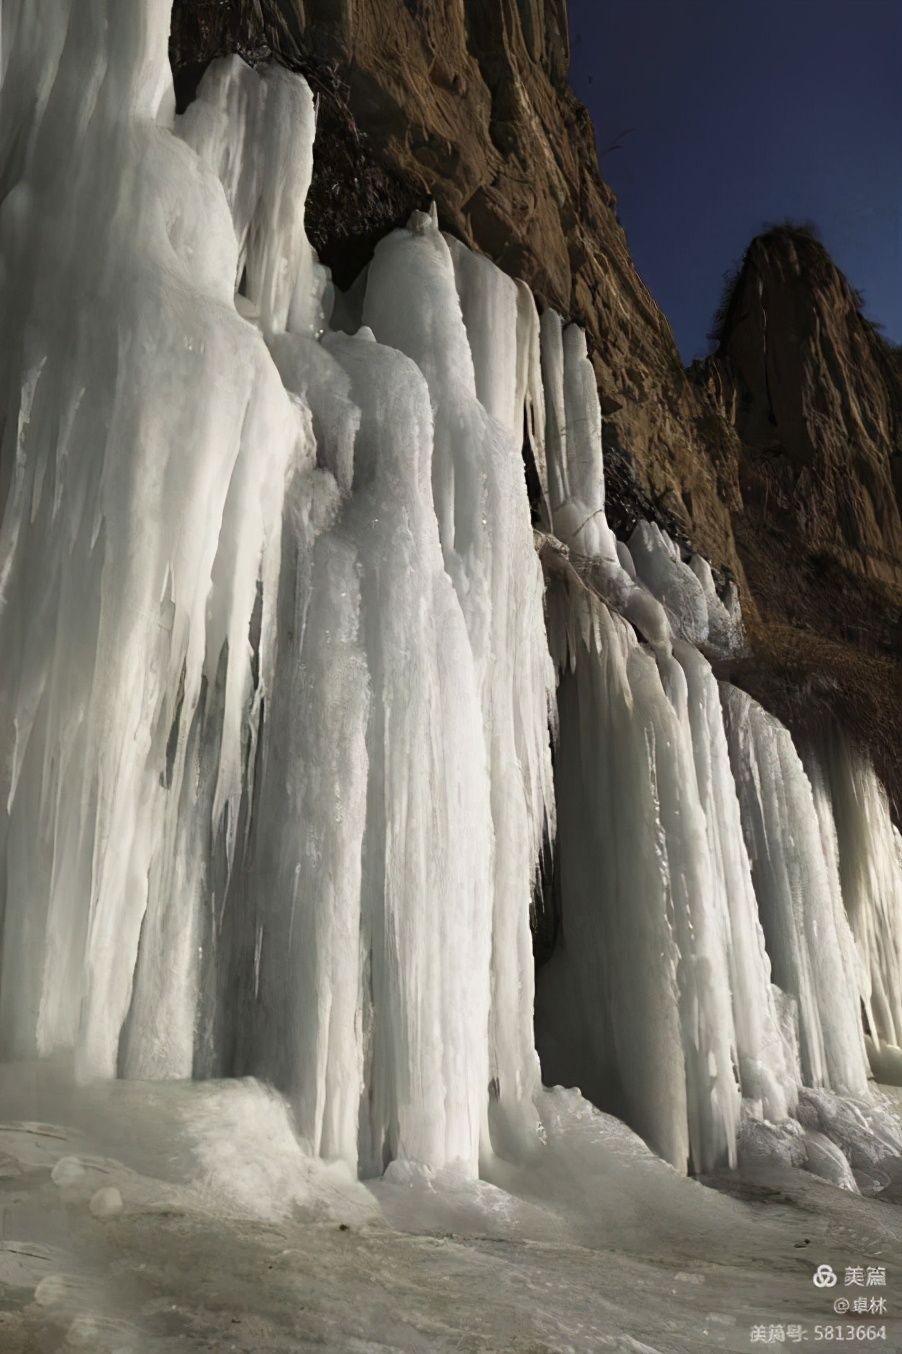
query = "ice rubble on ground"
xmin=5 ymin=1065 xmax=899 ymax=1354
xmin=0 ymin=0 xmax=899 ymax=1209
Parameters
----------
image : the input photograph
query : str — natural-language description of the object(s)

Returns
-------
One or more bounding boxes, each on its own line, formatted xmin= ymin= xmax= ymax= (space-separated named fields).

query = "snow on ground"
xmin=0 ymin=1065 xmax=900 ymax=1354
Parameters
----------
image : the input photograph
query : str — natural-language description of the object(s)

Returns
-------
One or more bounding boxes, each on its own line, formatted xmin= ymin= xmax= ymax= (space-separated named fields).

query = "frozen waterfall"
xmin=0 ymin=2 xmax=553 ymax=1179
xmin=0 ymin=0 xmax=900 ymax=1195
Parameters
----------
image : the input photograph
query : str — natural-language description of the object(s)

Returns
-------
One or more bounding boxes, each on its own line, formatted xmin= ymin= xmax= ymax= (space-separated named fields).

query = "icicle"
xmin=179 ymin=56 xmax=330 ymax=336
xmin=807 ymin=734 xmax=902 ymax=1072
xmin=537 ymin=583 xmax=690 ymax=1170
xmin=675 ymin=642 xmax=796 ymax=1122
xmin=688 ymin=553 xmax=744 ymax=655
xmin=0 ymin=5 xmax=560 ymax=1181
xmin=361 ymin=213 xmax=556 ymax=1160
xmin=542 ymin=315 xmax=617 ymax=563
xmin=516 ymin=281 xmax=549 ymax=522
xmin=1 ymin=0 xmax=899 ymax=1202
xmin=0 ymin=1 xmax=301 ymax=1076
xmin=722 ymin=689 xmax=870 ymax=1097
xmin=629 ymin=522 xmax=708 ymax=646
xmin=538 ymin=578 xmax=745 ymax=1173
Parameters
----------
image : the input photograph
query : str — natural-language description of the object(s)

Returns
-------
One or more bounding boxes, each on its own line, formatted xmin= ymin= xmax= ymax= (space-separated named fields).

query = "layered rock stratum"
xmin=169 ymin=0 xmax=902 ymax=812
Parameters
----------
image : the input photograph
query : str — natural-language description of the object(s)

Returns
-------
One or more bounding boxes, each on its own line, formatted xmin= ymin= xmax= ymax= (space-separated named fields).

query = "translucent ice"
xmin=809 ymin=733 xmax=902 ymax=1053
xmin=688 ymin=553 xmax=744 ymax=655
xmin=0 ymin=0 xmax=899 ymax=1212
xmin=543 ymin=314 xmax=618 ymax=563
xmin=629 ymin=521 xmax=708 ymax=646
xmin=0 ymin=12 xmax=553 ymax=1183
xmin=722 ymin=690 xmax=869 ymax=1097
xmin=361 ymin=213 xmax=556 ymax=1157
xmin=538 ymin=580 xmax=742 ymax=1173
xmin=0 ymin=0 xmax=300 ymax=1081
xmin=674 ymin=642 xmax=796 ymax=1123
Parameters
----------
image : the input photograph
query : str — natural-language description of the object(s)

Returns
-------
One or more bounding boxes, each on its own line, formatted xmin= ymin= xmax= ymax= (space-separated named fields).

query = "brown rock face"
xmin=698 ymin=227 xmax=902 ymax=812
xmin=711 ymin=226 xmax=902 ymax=592
xmin=169 ymin=4 xmax=902 ymax=811
xmin=169 ymin=0 xmax=740 ymax=561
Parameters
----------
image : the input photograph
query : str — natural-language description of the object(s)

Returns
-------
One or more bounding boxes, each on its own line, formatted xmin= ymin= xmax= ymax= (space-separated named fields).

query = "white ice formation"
xmin=0 ymin=0 xmax=899 ymax=1196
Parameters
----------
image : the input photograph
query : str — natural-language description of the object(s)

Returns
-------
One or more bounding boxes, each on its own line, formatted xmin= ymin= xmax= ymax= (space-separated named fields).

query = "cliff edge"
xmin=169 ymin=0 xmax=902 ymax=811
xmin=700 ymin=226 xmax=902 ymax=810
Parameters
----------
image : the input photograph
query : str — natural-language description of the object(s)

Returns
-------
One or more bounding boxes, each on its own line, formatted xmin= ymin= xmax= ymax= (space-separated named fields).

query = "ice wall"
xmin=0 ymin=0 xmax=300 ymax=1079
xmin=807 ymin=734 xmax=902 ymax=1079
xmin=0 ymin=0 xmax=899 ymax=1197
xmin=0 ymin=3 xmax=553 ymax=1179
xmin=722 ymin=691 xmax=870 ymax=1097
xmin=538 ymin=572 xmax=796 ymax=1173
xmin=534 ymin=293 xmax=895 ymax=1175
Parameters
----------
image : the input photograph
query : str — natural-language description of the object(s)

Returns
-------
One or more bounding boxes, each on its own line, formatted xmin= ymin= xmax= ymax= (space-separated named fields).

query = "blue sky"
xmin=567 ymin=0 xmax=902 ymax=360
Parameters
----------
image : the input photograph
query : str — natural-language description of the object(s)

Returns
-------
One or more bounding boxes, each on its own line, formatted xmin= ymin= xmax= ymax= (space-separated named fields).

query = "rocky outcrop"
xmin=169 ymin=2 xmax=902 ymax=813
xmin=698 ymin=226 xmax=902 ymax=814
xmin=168 ymin=0 xmax=741 ymax=571
xmin=707 ymin=225 xmax=902 ymax=593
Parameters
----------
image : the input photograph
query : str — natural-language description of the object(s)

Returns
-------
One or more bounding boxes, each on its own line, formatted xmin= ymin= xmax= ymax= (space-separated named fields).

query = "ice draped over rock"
xmin=0 ymin=0 xmax=299 ymax=1080
xmin=0 ymin=0 xmax=900 ymax=1194
xmin=537 ymin=579 xmax=796 ymax=1173
xmin=534 ymin=221 xmax=896 ymax=1171
xmin=806 ymin=734 xmax=902 ymax=1083
xmin=0 ymin=4 xmax=554 ymax=1179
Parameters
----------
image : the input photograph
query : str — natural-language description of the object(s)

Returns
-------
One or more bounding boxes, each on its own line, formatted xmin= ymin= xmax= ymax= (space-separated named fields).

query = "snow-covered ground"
xmin=1 ymin=1065 xmax=900 ymax=1353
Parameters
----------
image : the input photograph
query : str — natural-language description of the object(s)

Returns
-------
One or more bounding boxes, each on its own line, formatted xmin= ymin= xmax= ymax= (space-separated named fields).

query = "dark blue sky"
xmin=567 ymin=0 xmax=902 ymax=361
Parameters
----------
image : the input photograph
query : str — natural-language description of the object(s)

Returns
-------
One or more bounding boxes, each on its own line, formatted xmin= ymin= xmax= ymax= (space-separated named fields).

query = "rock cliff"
xmin=169 ymin=0 xmax=902 ymax=812
xmin=701 ymin=226 xmax=902 ymax=812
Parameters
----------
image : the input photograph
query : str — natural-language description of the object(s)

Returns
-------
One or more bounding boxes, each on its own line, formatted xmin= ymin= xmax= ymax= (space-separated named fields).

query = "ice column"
xmin=539 ymin=574 xmax=748 ymax=1173
xmin=0 ymin=13 xmax=556 ymax=1185
xmin=722 ymin=690 xmax=870 ymax=1097
xmin=809 ymin=735 xmax=902 ymax=1072
xmin=361 ymin=214 xmax=556 ymax=1158
xmin=675 ymin=643 xmax=796 ymax=1122
xmin=542 ymin=313 xmax=619 ymax=563
xmin=538 ymin=582 xmax=690 ymax=1169
xmin=0 ymin=0 xmax=302 ymax=1077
